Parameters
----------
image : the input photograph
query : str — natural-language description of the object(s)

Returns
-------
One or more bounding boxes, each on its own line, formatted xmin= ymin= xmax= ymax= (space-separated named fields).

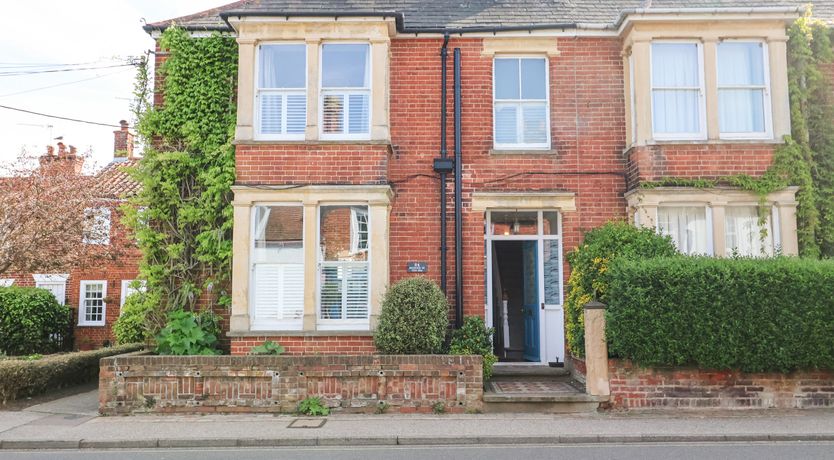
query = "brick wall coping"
xmin=101 ymin=353 xmax=479 ymax=366
xmin=226 ymin=330 xmax=375 ymax=338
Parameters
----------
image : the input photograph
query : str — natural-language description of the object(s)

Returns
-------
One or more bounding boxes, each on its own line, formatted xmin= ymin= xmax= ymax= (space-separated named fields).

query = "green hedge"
xmin=606 ymin=257 xmax=834 ymax=372
xmin=0 ymin=344 xmax=145 ymax=404
xmin=0 ymin=287 xmax=72 ymax=355
xmin=374 ymin=277 xmax=449 ymax=354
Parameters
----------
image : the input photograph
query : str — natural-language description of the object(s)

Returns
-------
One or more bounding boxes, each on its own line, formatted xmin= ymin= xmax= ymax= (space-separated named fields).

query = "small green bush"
xmin=113 ymin=292 xmax=154 ymax=345
xmin=249 ymin=340 xmax=285 ymax=355
xmin=0 ymin=287 xmax=72 ymax=356
xmin=565 ymin=222 xmax=678 ymax=357
xmin=0 ymin=343 xmax=144 ymax=404
xmin=606 ymin=257 xmax=834 ymax=372
xmin=374 ymin=277 xmax=449 ymax=354
xmin=448 ymin=316 xmax=498 ymax=381
xmin=155 ymin=310 xmax=221 ymax=355
xmin=297 ymin=396 xmax=330 ymax=416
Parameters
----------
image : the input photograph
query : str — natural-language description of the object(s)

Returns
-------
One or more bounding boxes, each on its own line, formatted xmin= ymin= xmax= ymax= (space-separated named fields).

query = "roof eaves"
xmin=614 ymin=5 xmax=806 ymax=29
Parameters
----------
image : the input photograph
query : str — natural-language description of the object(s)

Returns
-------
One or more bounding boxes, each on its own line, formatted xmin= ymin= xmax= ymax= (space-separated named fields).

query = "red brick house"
xmin=1 ymin=122 xmax=142 ymax=349
xmin=145 ymin=1 xmax=833 ymax=364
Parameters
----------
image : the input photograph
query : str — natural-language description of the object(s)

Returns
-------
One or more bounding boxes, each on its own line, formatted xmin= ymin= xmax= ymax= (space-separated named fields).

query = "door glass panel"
xmin=542 ymin=239 xmax=561 ymax=304
xmin=542 ymin=211 xmax=559 ymax=235
xmin=490 ymin=211 xmax=537 ymax=236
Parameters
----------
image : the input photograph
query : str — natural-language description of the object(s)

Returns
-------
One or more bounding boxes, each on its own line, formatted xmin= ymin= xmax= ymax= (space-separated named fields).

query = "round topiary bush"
xmin=0 ymin=287 xmax=71 ymax=355
xmin=374 ymin=277 xmax=449 ymax=354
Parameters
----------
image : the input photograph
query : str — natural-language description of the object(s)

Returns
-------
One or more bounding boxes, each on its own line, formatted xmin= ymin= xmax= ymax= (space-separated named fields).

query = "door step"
xmin=492 ymin=364 xmax=570 ymax=378
xmin=483 ymin=375 xmax=606 ymax=413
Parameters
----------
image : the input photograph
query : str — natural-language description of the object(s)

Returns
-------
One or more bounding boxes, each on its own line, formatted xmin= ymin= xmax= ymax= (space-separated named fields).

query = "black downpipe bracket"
xmin=453 ymin=48 xmax=463 ymax=329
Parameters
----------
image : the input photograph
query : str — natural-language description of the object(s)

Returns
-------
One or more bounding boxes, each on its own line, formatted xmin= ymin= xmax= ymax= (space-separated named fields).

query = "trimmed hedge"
xmin=374 ymin=277 xmax=449 ymax=354
xmin=606 ymin=257 xmax=834 ymax=372
xmin=0 ymin=343 xmax=144 ymax=404
xmin=0 ymin=286 xmax=72 ymax=355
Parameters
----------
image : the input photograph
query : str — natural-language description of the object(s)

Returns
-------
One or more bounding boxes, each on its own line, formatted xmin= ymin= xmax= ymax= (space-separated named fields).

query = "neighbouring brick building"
xmin=145 ymin=1 xmax=834 ymax=364
xmin=1 ymin=122 xmax=142 ymax=349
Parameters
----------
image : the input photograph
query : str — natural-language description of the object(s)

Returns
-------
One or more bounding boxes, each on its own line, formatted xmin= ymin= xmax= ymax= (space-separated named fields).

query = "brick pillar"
xmin=583 ymin=300 xmax=610 ymax=397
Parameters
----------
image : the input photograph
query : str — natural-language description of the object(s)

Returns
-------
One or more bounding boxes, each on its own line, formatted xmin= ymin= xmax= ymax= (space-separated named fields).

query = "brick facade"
xmin=99 ymin=353 xmax=483 ymax=414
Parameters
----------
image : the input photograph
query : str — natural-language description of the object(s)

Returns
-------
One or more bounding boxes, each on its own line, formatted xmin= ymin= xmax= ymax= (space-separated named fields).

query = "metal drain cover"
xmin=288 ymin=418 xmax=327 ymax=428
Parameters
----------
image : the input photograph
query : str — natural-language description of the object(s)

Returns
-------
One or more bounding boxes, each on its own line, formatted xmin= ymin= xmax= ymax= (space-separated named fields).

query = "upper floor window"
xmin=651 ymin=42 xmax=706 ymax=140
xmin=493 ymin=57 xmax=549 ymax=149
xmin=83 ymin=207 xmax=111 ymax=245
xmin=717 ymin=41 xmax=771 ymax=138
xmin=321 ymin=44 xmax=370 ymax=139
xmin=257 ymin=44 xmax=307 ymax=139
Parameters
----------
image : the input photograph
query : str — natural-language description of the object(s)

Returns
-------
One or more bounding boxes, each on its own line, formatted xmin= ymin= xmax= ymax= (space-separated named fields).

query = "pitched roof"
xmin=94 ymin=158 xmax=141 ymax=199
xmin=145 ymin=0 xmax=834 ymax=33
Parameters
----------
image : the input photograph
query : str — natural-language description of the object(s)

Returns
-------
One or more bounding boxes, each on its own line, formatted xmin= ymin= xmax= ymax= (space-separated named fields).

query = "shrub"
xmin=155 ymin=310 xmax=221 ymax=355
xmin=448 ymin=316 xmax=498 ymax=381
xmin=565 ymin=222 xmax=677 ymax=357
xmin=374 ymin=277 xmax=449 ymax=354
xmin=0 ymin=287 xmax=72 ymax=356
xmin=606 ymin=257 xmax=834 ymax=372
xmin=249 ymin=340 xmax=285 ymax=355
xmin=113 ymin=292 xmax=154 ymax=345
xmin=0 ymin=343 xmax=144 ymax=404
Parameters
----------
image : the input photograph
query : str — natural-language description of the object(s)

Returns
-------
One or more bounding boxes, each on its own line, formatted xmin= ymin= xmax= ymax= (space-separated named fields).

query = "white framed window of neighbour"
xmin=320 ymin=43 xmax=371 ymax=139
xmin=83 ymin=207 xmax=111 ymax=245
xmin=250 ymin=204 xmax=305 ymax=331
xmin=0 ymin=279 xmax=13 ymax=287
xmin=717 ymin=41 xmax=772 ymax=139
xmin=657 ymin=206 xmax=712 ymax=255
xmin=256 ymin=43 xmax=307 ymax=140
xmin=318 ymin=205 xmax=370 ymax=330
xmin=33 ymin=274 xmax=69 ymax=305
xmin=725 ymin=206 xmax=775 ymax=257
xmin=650 ymin=42 xmax=707 ymax=140
xmin=493 ymin=56 xmax=550 ymax=149
xmin=79 ymin=280 xmax=106 ymax=326
xmin=120 ymin=280 xmax=146 ymax=307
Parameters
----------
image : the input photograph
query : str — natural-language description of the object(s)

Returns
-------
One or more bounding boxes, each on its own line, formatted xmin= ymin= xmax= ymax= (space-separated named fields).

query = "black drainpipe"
xmin=435 ymin=34 xmax=451 ymax=295
xmin=453 ymin=48 xmax=463 ymax=329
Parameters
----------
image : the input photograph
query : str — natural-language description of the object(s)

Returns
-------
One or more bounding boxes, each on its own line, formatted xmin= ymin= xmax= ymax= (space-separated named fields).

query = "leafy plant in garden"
xmin=374 ymin=277 xmax=449 ymax=354
xmin=0 ymin=287 xmax=71 ymax=356
xmin=155 ymin=310 xmax=221 ymax=356
xmin=113 ymin=291 xmax=155 ymax=345
xmin=297 ymin=397 xmax=330 ymax=416
xmin=124 ymin=26 xmax=237 ymax=338
xmin=564 ymin=222 xmax=678 ymax=357
xmin=448 ymin=316 xmax=498 ymax=381
xmin=249 ymin=341 xmax=285 ymax=355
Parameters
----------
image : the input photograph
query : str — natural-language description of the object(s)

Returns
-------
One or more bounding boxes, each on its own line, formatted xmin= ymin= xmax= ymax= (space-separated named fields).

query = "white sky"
xmin=0 ymin=0 xmax=232 ymax=173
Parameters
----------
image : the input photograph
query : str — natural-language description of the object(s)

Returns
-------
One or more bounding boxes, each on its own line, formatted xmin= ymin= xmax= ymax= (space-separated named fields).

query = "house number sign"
xmin=407 ymin=262 xmax=428 ymax=273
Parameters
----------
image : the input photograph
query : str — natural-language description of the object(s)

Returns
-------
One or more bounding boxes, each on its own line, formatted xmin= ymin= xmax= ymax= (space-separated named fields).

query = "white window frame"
xmin=650 ymin=41 xmax=708 ymax=141
xmin=350 ymin=207 xmax=369 ymax=254
xmin=0 ymin=279 xmax=13 ymax=287
xmin=120 ymin=279 xmax=146 ymax=307
xmin=319 ymin=42 xmax=372 ymax=141
xmin=316 ymin=203 xmax=371 ymax=331
xmin=248 ymin=203 xmax=306 ymax=331
xmin=33 ymin=273 xmax=69 ymax=305
xmin=78 ymin=280 xmax=107 ymax=327
xmin=254 ymin=42 xmax=307 ymax=141
xmin=82 ymin=207 xmax=111 ymax=245
xmin=655 ymin=205 xmax=714 ymax=256
xmin=492 ymin=55 xmax=551 ymax=150
xmin=723 ymin=204 xmax=777 ymax=257
xmin=716 ymin=40 xmax=773 ymax=140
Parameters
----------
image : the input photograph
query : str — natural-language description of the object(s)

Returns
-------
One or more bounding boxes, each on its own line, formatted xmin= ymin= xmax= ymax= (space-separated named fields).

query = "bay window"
xmin=651 ymin=42 xmax=706 ymax=140
xmin=493 ymin=57 xmax=549 ymax=149
xmin=256 ymin=44 xmax=307 ymax=139
xmin=657 ymin=206 xmax=711 ymax=255
xmin=250 ymin=205 xmax=305 ymax=330
xmin=725 ymin=206 xmax=774 ymax=256
xmin=321 ymin=44 xmax=370 ymax=139
xmin=318 ymin=205 xmax=370 ymax=328
xmin=717 ymin=41 xmax=770 ymax=138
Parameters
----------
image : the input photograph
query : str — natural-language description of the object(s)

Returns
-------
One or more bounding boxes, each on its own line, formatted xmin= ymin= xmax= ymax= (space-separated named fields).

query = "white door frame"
xmin=484 ymin=210 xmax=564 ymax=365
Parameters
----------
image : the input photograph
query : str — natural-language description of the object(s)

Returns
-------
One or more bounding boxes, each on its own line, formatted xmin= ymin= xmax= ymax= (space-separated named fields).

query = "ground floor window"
xmin=79 ymin=280 xmax=106 ymax=326
xmin=657 ymin=206 xmax=711 ymax=255
xmin=725 ymin=206 xmax=775 ymax=257
xmin=33 ymin=274 xmax=69 ymax=305
xmin=0 ymin=279 xmax=13 ymax=287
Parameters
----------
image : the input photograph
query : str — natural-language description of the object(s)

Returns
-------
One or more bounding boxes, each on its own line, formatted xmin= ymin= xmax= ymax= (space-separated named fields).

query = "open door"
xmin=521 ymin=241 xmax=540 ymax=362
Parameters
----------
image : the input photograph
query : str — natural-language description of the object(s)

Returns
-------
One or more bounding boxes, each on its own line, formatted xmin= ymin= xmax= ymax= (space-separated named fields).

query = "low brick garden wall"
xmin=100 ymin=354 xmax=483 ymax=415
xmin=608 ymin=359 xmax=834 ymax=410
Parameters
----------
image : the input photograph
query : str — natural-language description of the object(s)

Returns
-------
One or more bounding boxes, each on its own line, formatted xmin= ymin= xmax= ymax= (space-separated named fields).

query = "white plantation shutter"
xmin=253 ymin=264 xmax=304 ymax=329
xmin=257 ymin=44 xmax=306 ymax=138
xmin=318 ymin=205 xmax=370 ymax=328
xmin=321 ymin=44 xmax=370 ymax=138
xmin=493 ymin=57 xmax=549 ymax=149
xmin=320 ymin=263 xmax=369 ymax=321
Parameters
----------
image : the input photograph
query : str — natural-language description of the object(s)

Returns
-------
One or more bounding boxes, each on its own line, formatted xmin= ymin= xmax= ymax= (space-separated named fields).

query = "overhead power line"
xmin=0 ymin=63 xmax=136 ymax=77
xmin=0 ymin=104 xmax=128 ymax=128
xmin=0 ymin=68 xmax=133 ymax=98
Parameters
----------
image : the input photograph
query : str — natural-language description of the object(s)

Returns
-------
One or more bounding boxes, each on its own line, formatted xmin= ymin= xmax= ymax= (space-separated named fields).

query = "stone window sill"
xmin=234 ymin=139 xmax=392 ymax=147
xmin=489 ymin=149 xmax=558 ymax=156
xmin=227 ymin=330 xmax=374 ymax=338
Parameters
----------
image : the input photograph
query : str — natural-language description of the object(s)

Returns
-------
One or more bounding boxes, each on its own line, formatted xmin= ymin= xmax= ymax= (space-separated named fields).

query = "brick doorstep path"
xmin=4 ymin=390 xmax=834 ymax=449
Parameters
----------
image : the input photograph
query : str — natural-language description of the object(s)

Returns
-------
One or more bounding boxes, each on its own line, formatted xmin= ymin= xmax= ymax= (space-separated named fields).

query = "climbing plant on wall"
xmin=122 ymin=26 xmax=238 ymax=335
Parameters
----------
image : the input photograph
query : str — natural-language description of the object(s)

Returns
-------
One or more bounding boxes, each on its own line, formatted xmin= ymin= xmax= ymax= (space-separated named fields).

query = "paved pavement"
xmin=3 ymin=390 xmax=834 ymax=450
